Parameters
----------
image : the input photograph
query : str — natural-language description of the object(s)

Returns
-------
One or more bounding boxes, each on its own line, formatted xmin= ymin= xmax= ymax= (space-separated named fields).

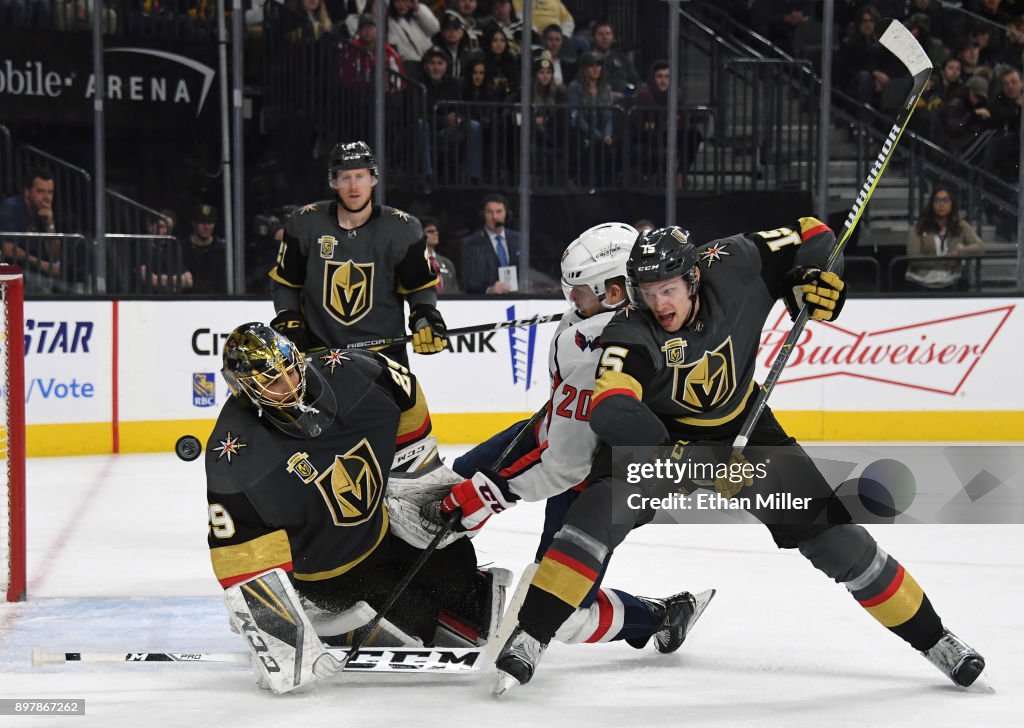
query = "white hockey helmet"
xmin=560 ymin=222 xmax=638 ymax=308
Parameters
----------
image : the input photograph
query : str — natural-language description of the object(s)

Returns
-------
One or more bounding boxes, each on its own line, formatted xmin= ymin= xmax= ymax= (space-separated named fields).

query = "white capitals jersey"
xmin=501 ymin=307 xmax=614 ymax=502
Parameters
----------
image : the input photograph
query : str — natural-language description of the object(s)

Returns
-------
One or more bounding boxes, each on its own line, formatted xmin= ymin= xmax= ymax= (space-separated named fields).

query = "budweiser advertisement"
xmin=757 ymin=300 xmax=1019 ymax=410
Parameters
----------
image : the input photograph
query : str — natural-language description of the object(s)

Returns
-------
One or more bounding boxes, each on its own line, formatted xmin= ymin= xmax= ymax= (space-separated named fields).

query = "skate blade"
xmin=492 ymin=670 xmax=521 ymax=698
xmin=684 ymin=588 xmax=716 ymax=638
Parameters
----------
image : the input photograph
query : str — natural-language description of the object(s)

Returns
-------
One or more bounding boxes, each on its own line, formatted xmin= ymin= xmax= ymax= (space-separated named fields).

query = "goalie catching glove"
xmin=783 ymin=267 xmax=846 ymax=322
xmin=408 ymin=304 xmax=449 ymax=354
xmin=270 ymin=309 xmax=319 ymax=352
xmin=440 ymin=470 xmax=520 ymax=532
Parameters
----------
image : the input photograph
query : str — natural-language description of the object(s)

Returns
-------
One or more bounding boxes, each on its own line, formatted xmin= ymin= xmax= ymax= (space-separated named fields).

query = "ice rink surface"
xmin=1 ymin=448 xmax=1021 ymax=727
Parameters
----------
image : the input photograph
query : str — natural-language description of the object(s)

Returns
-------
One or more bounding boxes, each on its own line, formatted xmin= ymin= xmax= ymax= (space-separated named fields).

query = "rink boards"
xmin=18 ymin=297 xmax=1024 ymax=456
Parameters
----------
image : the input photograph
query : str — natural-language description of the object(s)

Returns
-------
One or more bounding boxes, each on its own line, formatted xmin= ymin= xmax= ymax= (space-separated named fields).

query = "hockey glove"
xmin=713 ymin=449 xmax=755 ymax=499
xmin=408 ymin=304 xmax=449 ymax=355
xmin=440 ymin=470 xmax=519 ymax=532
xmin=271 ymin=309 xmax=317 ymax=352
xmin=783 ymin=267 xmax=846 ymax=322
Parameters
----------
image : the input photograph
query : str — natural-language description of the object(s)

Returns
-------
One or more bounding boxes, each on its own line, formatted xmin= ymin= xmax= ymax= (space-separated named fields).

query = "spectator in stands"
xmin=55 ymin=0 xmax=117 ymax=33
xmin=483 ymin=25 xmax=520 ymax=99
xmin=542 ymin=23 xmax=577 ymax=94
xmin=462 ymin=58 xmax=497 ymax=102
xmin=287 ymin=0 xmax=333 ymax=42
xmin=341 ymin=0 xmax=375 ymax=36
xmin=339 ymin=14 xmax=405 ymax=88
xmin=459 ymin=193 xmax=521 ymax=294
xmin=5 ymin=0 xmax=52 ymax=28
xmin=634 ymin=219 xmax=656 ymax=234
xmin=417 ymin=46 xmax=484 ymax=186
xmin=139 ymin=210 xmax=188 ymax=294
xmin=421 ymin=216 xmax=460 ymax=293
xmin=999 ymin=15 xmax=1024 ymax=68
xmin=516 ymin=57 xmax=566 ymax=180
xmin=984 ymin=67 xmax=1022 ymax=182
xmin=0 ymin=168 xmax=61 ymax=284
xmin=590 ymin=20 xmax=641 ymax=101
xmin=751 ymin=0 xmax=814 ymax=56
xmin=450 ymin=0 xmax=484 ymax=51
xmin=907 ymin=0 xmax=955 ymax=50
xmin=512 ymin=0 xmax=580 ymax=53
xmin=836 ymin=5 xmax=904 ymax=114
xmin=905 ymin=186 xmax=984 ymax=291
xmin=388 ymin=0 xmax=440 ymax=63
xmin=956 ymin=39 xmax=988 ymax=79
xmin=433 ymin=11 xmax=471 ymax=79
xmin=567 ymin=52 xmax=615 ymax=185
xmin=938 ymin=74 xmax=996 ymax=155
xmin=971 ymin=24 xmax=1002 ymax=69
xmin=632 ymin=59 xmax=702 ymax=185
xmin=182 ymin=204 xmax=227 ymax=294
xmin=482 ymin=0 xmax=528 ymax=55
xmin=918 ymin=56 xmax=963 ymax=135
xmin=974 ymin=0 xmax=1011 ymax=58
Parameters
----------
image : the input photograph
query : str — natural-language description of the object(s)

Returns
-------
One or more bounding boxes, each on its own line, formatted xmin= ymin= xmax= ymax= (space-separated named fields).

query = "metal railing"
xmin=105 ymin=190 xmax=172 ymax=236
xmin=888 ymin=252 xmax=1019 ymax=292
xmin=0 ymin=125 xmax=12 ymax=196
xmin=106 ymin=234 xmax=187 ymax=294
xmin=0 ymin=232 xmax=90 ymax=294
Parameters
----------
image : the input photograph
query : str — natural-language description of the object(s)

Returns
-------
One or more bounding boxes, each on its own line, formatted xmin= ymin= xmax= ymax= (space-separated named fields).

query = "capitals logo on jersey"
xmin=670 ymin=338 xmax=737 ymax=412
xmin=323 ymin=260 xmax=374 ymax=326
xmin=312 ymin=438 xmax=385 ymax=526
xmin=575 ymin=330 xmax=602 ymax=352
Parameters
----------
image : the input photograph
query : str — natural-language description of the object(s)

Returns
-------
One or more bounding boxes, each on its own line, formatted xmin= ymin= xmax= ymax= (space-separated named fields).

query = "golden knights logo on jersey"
xmin=318 ymin=235 xmax=338 ymax=259
xmin=661 ymin=338 xmax=687 ymax=366
xmin=312 ymin=438 xmax=384 ymax=526
xmin=286 ymin=452 xmax=319 ymax=484
xmin=671 ymin=338 xmax=737 ymax=412
xmin=323 ymin=260 xmax=374 ymax=326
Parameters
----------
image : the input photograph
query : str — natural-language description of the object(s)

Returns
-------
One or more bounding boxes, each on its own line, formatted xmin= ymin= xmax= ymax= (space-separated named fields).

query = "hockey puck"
xmin=175 ymin=435 xmax=203 ymax=462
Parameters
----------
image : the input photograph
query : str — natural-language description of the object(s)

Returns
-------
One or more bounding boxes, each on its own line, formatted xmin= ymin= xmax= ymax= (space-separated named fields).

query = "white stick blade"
xmin=32 ymin=649 xmax=65 ymax=667
xmin=878 ymin=19 xmax=932 ymax=76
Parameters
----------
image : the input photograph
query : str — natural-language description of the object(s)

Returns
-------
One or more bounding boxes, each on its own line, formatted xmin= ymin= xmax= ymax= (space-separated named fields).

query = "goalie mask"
xmin=222 ymin=323 xmax=336 ymax=438
xmin=560 ymin=222 xmax=636 ymax=313
xmin=328 ymin=141 xmax=378 ymax=188
xmin=626 ymin=226 xmax=701 ymax=309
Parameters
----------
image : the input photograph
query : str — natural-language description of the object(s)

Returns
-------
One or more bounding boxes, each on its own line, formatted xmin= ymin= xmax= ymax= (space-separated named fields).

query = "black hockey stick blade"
xmin=733 ymin=18 xmax=932 ymax=450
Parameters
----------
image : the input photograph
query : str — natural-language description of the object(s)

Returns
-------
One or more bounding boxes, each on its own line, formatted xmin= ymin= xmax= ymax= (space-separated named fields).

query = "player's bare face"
xmin=569 ymin=285 xmax=603 ymax=317
xmin=639 ymin=277 xmax=692 ymax=333
xmin=335 ymin=169 xmax=374 ymax=212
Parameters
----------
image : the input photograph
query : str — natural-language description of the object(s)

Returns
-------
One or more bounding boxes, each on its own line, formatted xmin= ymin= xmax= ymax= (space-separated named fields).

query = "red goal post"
xmin=1 ymin=266 xmax=26 ymax=602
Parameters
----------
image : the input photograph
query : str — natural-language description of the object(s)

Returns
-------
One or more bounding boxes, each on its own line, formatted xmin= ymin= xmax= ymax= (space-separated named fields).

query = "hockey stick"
xmin=732 ymin=19 xmax=932 ymax=452
xmin=343 ymin=312 xmax=564 ymax=351
xmin=32 ymin=647 xmax=482 ymax=673
xmin=338 ymin=404 xmax=550 ymax=669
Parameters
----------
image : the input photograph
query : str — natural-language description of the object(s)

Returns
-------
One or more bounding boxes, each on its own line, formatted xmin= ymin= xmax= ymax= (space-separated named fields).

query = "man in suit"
xmin=459 ymin=194 xmax=521 ymax=294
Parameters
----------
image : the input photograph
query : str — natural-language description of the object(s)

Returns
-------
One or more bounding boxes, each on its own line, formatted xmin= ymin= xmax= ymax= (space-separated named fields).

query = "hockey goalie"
xmin=204 ymin=322 xmax=509 ymax=693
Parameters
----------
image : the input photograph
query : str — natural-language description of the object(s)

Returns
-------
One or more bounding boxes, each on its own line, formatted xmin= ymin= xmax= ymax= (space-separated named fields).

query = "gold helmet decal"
xmin=312 ymin=439 xmax=384 ymax=526
xmin=323 ymin=260 xmax=374 ymax=326
xmin=671 ymin=338 xmax=736 ymax=412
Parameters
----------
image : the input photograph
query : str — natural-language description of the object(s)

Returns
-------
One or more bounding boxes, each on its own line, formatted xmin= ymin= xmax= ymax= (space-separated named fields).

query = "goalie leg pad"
xmin=434 ymin=567 xmax=512 ymax=647
xmin=224 ymin=568 xmax=340 ymax=694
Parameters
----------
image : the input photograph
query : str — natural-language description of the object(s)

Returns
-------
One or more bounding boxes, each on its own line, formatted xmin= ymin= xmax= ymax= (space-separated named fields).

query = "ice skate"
xmin=628 ymin=589 xmax=716 ymax=653
xmin=492 ymin=626 xmax=548 ymax=697
xmin=922 ymin=629 xmax=985 ymax=688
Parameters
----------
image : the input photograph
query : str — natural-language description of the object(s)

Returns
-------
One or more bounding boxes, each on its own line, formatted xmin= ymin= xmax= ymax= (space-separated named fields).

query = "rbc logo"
xmin=193 ymin=372 xmax=216 ymax=407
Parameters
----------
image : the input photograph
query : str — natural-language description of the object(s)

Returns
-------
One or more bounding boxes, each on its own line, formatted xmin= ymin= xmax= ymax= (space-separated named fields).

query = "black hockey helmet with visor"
xmin=328 ymin=141 xmax=378 ymax=188
xmin=626 ymin=226 xmax=700 ymax=308
xmin=221 ymin=323 xmax=337 ymax=438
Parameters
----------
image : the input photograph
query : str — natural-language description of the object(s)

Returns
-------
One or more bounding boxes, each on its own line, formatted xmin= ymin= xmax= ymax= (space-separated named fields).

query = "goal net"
xmin=1 ymin=266 xmax=26 ymax=602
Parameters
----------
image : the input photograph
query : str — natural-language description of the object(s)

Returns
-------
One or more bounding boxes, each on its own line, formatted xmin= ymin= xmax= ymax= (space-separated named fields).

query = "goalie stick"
xmin=32 ymin=647 xmax=482 ymax=673
xmin=343 ymin=312 xmax=564 ymax=351
xmin=733 ymin=18 xmax=932 ymax=451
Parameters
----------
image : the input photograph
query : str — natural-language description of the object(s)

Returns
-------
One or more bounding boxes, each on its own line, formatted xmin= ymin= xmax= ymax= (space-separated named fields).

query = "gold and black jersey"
xmin=593 ymin=217 xmax=836 ymax=442
xmin=269 ymin=202 xmax=439 ymax=348
xmin=205 ymin=350 xmax=432 ymax=589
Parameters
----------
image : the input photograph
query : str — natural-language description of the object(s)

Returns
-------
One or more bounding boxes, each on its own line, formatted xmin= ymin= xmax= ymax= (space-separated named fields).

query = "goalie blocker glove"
xmin=408 ymin=303 xmax=449 ymax=354
xmin=783 ymin=267 xmax=846 ymax=322
xmin=441 ymin=470 xmax=519 ymax=531
xmin=270 ymin=309 xmax=318 ymax=352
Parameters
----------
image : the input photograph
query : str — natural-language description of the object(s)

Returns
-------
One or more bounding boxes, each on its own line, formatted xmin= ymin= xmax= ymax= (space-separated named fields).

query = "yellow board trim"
xmin=23 ymin=410 xmax=1024 ymax=457
xmin=533 ymin=555 xmax=594 ymax=608
xmin=210 ymin=529 xmax=293 ymax=583
xmin=863 ymin=570 xmax=925 ymax=628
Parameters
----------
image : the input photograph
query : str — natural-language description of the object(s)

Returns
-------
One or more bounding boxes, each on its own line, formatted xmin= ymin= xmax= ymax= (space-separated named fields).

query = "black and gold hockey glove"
xmin=783 ymin=267 xmax=846 ymax=322
xmin=408 ymin=304 xmax=449 ymax=355
xmin=270 ymin=309 xmax=317 ymax=352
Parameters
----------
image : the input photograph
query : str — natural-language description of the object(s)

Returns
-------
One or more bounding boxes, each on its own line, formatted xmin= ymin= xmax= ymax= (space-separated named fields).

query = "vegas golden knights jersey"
xmin=592 ymin=217 xmax=838 ymax=442
xmin=269 ymin=202 xmax=439 ymax=350
xmin=205 ymin=350 xmax=431 ymax=589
